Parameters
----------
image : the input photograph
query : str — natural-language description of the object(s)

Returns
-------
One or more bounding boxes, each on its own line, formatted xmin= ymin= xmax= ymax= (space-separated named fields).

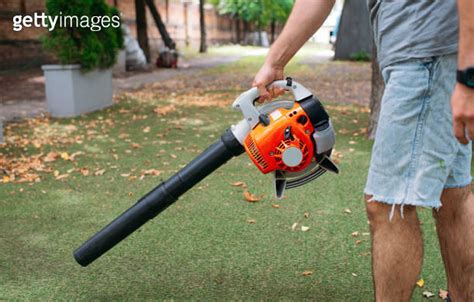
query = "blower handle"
xmin=232 ymin=78 xmax=313 ymax=129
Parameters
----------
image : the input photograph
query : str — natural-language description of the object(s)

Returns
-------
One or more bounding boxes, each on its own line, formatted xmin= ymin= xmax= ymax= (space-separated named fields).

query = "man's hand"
xmin=253 ymin=63 xmax=285 ymax=102
xmin=452 ymin=83 xmax=474 ymax=144
xmin=251 ymin=0 xmax=335 ymax=101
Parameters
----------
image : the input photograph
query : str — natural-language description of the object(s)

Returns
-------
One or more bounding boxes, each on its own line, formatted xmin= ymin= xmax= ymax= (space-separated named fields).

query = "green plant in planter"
xmin=42 ymin=0 xmax=124 ymax=71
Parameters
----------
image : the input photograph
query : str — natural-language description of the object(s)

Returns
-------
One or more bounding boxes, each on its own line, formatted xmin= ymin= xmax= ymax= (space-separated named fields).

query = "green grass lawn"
xmin=0 ymin=50 xmax=462 ymax=301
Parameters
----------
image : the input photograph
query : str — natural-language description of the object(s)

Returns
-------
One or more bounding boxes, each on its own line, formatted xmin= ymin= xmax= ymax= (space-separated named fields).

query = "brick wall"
xmin=0 ymin=0 xmax=235 ymax=69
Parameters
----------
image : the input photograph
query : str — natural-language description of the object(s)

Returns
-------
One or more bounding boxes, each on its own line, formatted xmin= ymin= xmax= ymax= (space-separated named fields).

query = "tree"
xmin=144 ymin=0 xmax=176 ymax=50
xmin=199 ymin=0 xmax=208 ymax=53
xmin=368 ymin=46 xmax=384 ymax=139
xmin=210 ymin=0 xmax=293 ymax=44
xmin=334 ymin=0 xmax=372 ymax=60
xmin=135 ymin=0 xmax=150 ymax=62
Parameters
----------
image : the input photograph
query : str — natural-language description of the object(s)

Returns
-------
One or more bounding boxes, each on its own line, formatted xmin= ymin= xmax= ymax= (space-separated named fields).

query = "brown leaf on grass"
xmin=247 ymin=219 xmax=256 ymax=224
xmin=80 ymin=168 xmax=90 ymax=176
xmin=55 ymin=173 xmax=69 ymax=180
xmin=232 ymin=181 xmax=247 ymax=188
xmin=143 ymin=126 xmax=151 ymax=133
xmin=131 ymin=143 xmax=141 ymax=149
xmin=272 ymin=204 xmax=280 ymax=209
xmin=302 ymin=271 xmax=313 ymax=276
xmin=351 ymin=231 xmax=360 ymax=237
xmin=70 ymin=151 xmax=84 ymax=161
xmin=44 ymin=152 xmax=60 ymax=162
xmin=141 ymin=169 xmax=161 ymax=177
xmin=154 ymin=104 xmax=176 ymax=116
xmin=2 ymin=175 xmax=11 ymax=183
xmin=344 ymin=209 xmax=352 ymax=214
xmin=243 ymin=190 xmax=262 ymax=202
xmin=94 ymin=169 xmax=106 ymax=176
xmin=438 ymin=289 xmax=448 ymax=300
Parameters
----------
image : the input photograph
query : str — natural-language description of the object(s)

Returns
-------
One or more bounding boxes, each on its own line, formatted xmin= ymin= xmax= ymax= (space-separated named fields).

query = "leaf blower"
xmin=73 ymin=78 xmax=339 ymax=267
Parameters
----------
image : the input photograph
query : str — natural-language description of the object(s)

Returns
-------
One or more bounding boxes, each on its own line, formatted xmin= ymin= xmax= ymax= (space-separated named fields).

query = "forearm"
xmin=265 ymin=0 xmax=335 ymax=68
xmin=458 ymin=0 xmax=474 ymax=68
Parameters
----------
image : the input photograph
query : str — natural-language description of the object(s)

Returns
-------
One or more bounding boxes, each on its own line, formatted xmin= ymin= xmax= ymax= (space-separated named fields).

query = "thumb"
xmin=453 ymin=118 xmax=468 ymax=145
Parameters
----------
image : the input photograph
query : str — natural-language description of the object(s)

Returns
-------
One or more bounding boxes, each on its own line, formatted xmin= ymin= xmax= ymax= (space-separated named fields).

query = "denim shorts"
xmin=364 ymin=54 xmax=472 ymax=210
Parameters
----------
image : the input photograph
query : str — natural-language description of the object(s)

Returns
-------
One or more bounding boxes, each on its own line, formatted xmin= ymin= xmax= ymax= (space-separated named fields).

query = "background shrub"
xmin=42 ymin=0 xmax=124 ymax=71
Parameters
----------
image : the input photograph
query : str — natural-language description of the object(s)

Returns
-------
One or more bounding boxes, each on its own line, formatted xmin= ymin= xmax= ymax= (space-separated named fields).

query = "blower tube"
xmin=73 ymin=130 xmax=244 ymax=266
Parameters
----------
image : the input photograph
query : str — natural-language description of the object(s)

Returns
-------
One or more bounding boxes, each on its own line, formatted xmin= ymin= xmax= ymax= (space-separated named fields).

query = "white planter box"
xmin=42 ymin=65 xmax=113 ymax=117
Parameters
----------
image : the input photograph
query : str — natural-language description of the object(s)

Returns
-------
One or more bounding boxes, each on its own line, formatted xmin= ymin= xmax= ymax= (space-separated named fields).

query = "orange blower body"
xmin=244 ymin=102 xmax=315 ymax=174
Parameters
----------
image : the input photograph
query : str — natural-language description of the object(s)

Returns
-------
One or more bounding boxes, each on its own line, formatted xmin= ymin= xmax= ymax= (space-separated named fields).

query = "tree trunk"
xmin=334 ymin=0 xmax=372 ymax=60
xmin=368 ymin=46 xmax=384 ymax=139
xmin=144 ymin=0 xmax=176 ymax=50
xmin=243 ymin=21 xmax=249 ymax=43
xmin=20 ymin=0 xmax=26 ymax=14
xmin=135 ymin=0 xmax=150 ymax=62
xmin=235 ymin=18 xmax=241 ymax=43
xmin=199 ymin=0 xmax=207 ymax=53
xmin=270 ymin=19 xmax=276 ymax=44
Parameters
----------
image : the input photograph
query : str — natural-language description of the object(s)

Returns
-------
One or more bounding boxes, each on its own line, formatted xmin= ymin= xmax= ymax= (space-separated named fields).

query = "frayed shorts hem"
xmin=364 ymin=190 xmax=442 ymax=209
xmin=443 ymin=178 xmax=472 ymax=189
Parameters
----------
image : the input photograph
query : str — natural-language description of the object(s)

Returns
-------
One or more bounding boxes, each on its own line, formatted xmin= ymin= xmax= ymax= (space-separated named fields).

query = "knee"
xmin=365 ymin=195 xmax=416 ymax=224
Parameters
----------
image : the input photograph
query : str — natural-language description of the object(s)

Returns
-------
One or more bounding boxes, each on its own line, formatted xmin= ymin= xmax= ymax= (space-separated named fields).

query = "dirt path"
xmin=0 ymin=54 xmax=246 ymax=123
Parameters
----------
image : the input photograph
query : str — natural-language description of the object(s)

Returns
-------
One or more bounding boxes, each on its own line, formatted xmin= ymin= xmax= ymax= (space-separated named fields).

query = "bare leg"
xmin=365 ymin=196 xmax=423 ymax=302
xmin=434 ymin=186 xmax=474 ymax=301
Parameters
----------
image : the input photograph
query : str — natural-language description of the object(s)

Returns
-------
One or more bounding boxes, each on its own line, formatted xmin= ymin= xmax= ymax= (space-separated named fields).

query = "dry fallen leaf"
xmin=154 ymin=104 xmax=176 ymax=116
xmin=143 ymin=126 xmax=151 ymax=133
xmin=272 ymin=204 xmax=280 ymax=209
xmin=243 ymin=191 xmax=262 ymax=202
xmin=94 ymin=169 xmax=106 ymax=176
xmin=438 ymin=289 xmax=448 ymax=300
xmin=2 ymin=175 xmax=11 ymax=183
xmin=344 ymin=209 xmax=352 ymax=214
xmin=304 ymin=212 xmax=310 ymax=218
xmin=301 ymin=226 xmax=310 ymax=232
xmin=352 ymin=273 xmax=358 ymax=277
xmin=232 ymin=181 xmax=247 ymax=188
xmin=422 ymin=291 xmax=435 ymax=298
xmin=56 ymin=173 xmax=69 ymax=180
xmin=302 ymin=271 xmax=313 ymax=276
xmin=60 ymin=152 xmax=70 ymax=161
xmin=351 ymin=231 xmax=360 ymax=237
xmin=44 ymin=152 xmax=60 ymax=162
xmin=416 ymin=279 xmax=425 ymax=288
xmin=291 ymin=223 xmax=298 ymax=231
xmin=247 ymin=219 xmax=256 ymax=224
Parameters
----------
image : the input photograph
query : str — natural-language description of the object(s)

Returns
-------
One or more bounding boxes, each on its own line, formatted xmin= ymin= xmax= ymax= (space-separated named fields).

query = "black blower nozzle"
xmin=73 ymin=130 xmax=244 ymax=266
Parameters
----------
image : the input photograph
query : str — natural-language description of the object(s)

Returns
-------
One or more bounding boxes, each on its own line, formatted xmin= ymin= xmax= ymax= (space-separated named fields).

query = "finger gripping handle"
xmin=232 ymin=77 xmax=313 ymax=129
